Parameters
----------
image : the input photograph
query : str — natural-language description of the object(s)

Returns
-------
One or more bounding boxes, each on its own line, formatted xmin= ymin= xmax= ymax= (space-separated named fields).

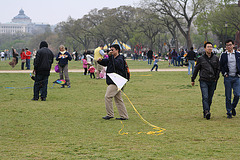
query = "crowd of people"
xmin=2 ymin=39 xmax=240 ymax=120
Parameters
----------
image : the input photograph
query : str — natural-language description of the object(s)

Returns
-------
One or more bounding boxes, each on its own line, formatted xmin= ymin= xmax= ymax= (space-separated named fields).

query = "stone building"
xmin=0 ymin=9 xmax=50 ymax=34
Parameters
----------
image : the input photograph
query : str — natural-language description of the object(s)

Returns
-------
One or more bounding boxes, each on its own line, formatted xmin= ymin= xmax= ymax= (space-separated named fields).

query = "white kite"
xmin=107 ymin=73 xmax=128 ymax=90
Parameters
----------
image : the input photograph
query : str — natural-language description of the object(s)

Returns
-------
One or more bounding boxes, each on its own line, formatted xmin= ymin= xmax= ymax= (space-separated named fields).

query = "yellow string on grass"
xmin=119 ymin=91 xmax=166 ymax=135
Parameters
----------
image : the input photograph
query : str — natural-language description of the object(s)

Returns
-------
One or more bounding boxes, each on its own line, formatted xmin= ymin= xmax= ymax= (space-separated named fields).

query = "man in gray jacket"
xmin=191 ymin=42 xmax=220 ymax=120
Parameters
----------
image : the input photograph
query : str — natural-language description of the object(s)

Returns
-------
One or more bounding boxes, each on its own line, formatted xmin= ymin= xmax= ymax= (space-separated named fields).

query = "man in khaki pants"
xmin=97 ymin=44 xmax=128 ymax=120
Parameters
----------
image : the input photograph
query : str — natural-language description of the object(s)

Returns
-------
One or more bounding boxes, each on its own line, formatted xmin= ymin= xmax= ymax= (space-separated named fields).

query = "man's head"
xmin=204 ymin=42 xmax=213 ymax=54
xmin=225 ymin=39 xmax=234 ymax=52
xmin=39 ymin=41 xmax=48 ymax=49
xmin=110 ymin=44 xmax=120 ymax=57
xmin=190 ymin=47 xmax=194 ymax=51
xmin=100 ymin=44 xmax=104 ymax=49
xmin=25 ymin=48 xmax=29 ymax=50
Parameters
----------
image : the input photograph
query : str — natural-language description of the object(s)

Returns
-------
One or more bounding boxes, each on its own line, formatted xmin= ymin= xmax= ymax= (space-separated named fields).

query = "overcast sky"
xmin=0 ymin=0 xmax=141 ymax=25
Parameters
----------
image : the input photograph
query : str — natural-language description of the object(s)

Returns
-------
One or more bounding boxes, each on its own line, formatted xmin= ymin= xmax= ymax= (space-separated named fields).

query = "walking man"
xmin=97 ymin=44 xmax=128 ymax=120
xmin=220 ymin=39 xmax=240 ymax=118
xmin=186 ymin=47 xmax=197 ymax=75
xmin=191 ymin=42 xmax=220 ymax=120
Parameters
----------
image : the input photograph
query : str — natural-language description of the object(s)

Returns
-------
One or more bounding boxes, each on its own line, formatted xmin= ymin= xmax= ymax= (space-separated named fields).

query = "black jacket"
xmin=191 ymin=53 xmax=220 ymax=82
xmin=147 ymin=50 xmax=153 ymax=59
xmin=186 ymin=51 xmax=196 ymax=60
xmin=98 ymin=55 xmax=125 ymax=85
xmin=34 ymin=47 xmax=54 ymax=76
xmin=220 ymin=51 xmax=240 ymax=77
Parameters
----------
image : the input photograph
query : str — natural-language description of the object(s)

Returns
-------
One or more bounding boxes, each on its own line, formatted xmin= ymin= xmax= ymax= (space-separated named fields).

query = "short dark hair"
xmin=204 ymin=42 xmax=213 ymax=48
xmin=100 ymin=44 xmax=104 ymax=47
xmin=110 ymin=44 xmax=121 ymax=52
xmin=190 ymin=47 xmax=194 ymax=51
xmin=225 ymin=39 xmax=234 ymax=45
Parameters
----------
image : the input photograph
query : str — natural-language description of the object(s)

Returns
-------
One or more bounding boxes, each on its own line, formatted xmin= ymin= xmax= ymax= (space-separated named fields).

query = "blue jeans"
xmin=26 ymin=59 xmax=30 ymax=69
xmin=172 ymin=57 xmax=177 ymax=66
xmin=224 ymin=76 xmax=240 ymax=114
xmin=200 ymin=81 xmax=217 ymax=111
xmin=148 ymin=58 xmax=152 ymax=65
xmin=188 ymin=60 xmax=195 ymax=75
xmin=33 ymin=74 xmax=49 ymax=99
xmin=151 ymin=64 xmax=158 ymax=71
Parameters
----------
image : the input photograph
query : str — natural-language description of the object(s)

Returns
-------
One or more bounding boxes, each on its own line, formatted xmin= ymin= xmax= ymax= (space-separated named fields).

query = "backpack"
xmin=123 ymin=56 xmax=130 ymax=81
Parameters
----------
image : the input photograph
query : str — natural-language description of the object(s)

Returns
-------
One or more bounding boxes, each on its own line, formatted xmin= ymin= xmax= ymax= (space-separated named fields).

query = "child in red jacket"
xmin=88 ymin=65 xmax=95 ymax=79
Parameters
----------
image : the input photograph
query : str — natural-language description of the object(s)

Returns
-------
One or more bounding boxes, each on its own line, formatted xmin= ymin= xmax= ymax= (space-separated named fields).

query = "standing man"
xmin=25 ymin=48 xmax=31 ymax=70
xmin=147 ymin=49 xmax=153 ymax=65
xmin=32 ymin=41 xmax=54 ymax=101
xmin=191 ymin=42 xmax=220 ymax=120
xmin=220 ymin=39 xmax=240 ymax=118
xmin=97 ymin=44 xmax=128 ymax=120
xmin=186 ymin=47 xmax=197 ymax=75
xmin=94 ymin=45 xmax=105 ymax=79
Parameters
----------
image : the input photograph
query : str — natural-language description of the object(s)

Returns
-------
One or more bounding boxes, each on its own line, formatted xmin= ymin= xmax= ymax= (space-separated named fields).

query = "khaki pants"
xmin=105 ymin=84 xmax=128 ymax=119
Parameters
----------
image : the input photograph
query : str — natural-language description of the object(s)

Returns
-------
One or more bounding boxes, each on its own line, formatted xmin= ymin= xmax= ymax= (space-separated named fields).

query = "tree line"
xmin=0 ymin=0 xmax=239 ymax=54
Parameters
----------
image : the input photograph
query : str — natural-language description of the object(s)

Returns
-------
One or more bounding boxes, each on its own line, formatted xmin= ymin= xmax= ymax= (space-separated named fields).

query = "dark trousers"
xmin=151 ymin=64 xmax=158 ymax=71
xmin=21 ymin=62 xmax=25 ymax=70
xmin=26 ymin=59 xmax=30 ymax=69
xmin=90 ymin=73 xmax=95 ymax=78
xmin=33 ymin=74 xmax=49 ymax=99
xmin=200 ymin=80 xmax=217 ymax=112
xmin=84 ymin=68 xmax=87 ymax=75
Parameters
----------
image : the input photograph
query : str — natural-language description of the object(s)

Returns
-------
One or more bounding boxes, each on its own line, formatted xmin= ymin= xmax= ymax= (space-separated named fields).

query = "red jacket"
xmin=20 ymin=51 xmax=26 ymax=60
xmin=25 ymin=50 xmax=31 ymax=59
xmin=88 ymin=66 xmax=95 ymax=73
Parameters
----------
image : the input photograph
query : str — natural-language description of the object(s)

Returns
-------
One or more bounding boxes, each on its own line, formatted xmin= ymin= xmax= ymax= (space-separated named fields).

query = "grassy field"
xmin=1 ymin=60 xmax=240 ymax=159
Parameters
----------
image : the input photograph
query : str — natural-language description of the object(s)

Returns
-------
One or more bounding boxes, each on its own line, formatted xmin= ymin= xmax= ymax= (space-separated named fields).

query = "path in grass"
xmin=0 ymin=68 xmax=188 ymax=73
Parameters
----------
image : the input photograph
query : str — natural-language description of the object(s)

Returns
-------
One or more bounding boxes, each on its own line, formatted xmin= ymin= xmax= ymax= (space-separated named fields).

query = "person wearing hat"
xmin=32 ymin=41 xmax=54 ymax=101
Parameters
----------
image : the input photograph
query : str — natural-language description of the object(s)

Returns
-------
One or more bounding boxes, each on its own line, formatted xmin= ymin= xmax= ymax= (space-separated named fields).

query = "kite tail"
xmin=120 ymin=90 xmax=166 ymax=135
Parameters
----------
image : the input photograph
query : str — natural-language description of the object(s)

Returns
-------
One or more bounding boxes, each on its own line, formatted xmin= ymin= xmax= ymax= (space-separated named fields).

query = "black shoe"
xmin=232 ymin=108 xmax=236 ymax=116
xmin=61 ymin=85 xmax=65 ymax=88
xmin=206 ymin=112 xmax=211 ymax=120
xmin=31 ymin=98 xmax=38 ymax=101
xmin=227 ymin=114 xmax=232 ymax=119
xmin=115 ymin=117 xmax=128 ymax=120
xmin=203 ymin=111 xmax=206 ymax=118
xmin=102 ymin=116 xmax=114 ymax=120
xmin=41 ymin=97 xmax=46 ymax=101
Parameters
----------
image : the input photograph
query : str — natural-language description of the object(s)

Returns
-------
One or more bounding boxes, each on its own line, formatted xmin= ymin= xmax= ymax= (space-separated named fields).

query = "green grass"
xmin=0 ymin=61 xmax=240 ymax=159
xmin=0 ymin=58 xmax=174 ymax=70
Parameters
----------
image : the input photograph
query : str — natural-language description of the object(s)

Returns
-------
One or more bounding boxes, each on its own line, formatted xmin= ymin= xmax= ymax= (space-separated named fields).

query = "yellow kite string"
xmin=119 ymin=90 xmax=166 ymax=135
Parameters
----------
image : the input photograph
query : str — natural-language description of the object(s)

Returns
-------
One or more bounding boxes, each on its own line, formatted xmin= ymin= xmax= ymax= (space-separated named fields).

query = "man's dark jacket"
xmin=147 ymin=50 xmax=153 ymax=59
xmin=34 ymin=45 xmax=54 ymax=76
xmin=98 ymin=55 xmax=125 ymax=85
xmin=191 ymin=53 xmax=220 ymax=82
xmin=220 ymin=51 xmax=240 ymax=77
xmin=186 ymin=51 xmax=196 ymax=60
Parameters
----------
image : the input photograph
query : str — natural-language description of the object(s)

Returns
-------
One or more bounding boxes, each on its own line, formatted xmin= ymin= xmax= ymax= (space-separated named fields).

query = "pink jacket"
xmin=82 ymin=59 xmax=88 ymax=68
xmin=88 ymin=66 xmax=95 ymax=73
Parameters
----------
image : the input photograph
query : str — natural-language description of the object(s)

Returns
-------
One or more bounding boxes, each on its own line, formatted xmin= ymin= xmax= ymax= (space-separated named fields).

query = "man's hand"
xmin=97 ymin=58 xmax=102 ymax=62
xmin=108 ymin=51 xmax=113 ymax=56
xmin=191 ymin=82 xmax=195 ymax=86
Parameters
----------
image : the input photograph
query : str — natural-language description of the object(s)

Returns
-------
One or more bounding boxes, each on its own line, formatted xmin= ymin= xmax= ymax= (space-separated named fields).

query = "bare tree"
xmin=144 ymin=0 xmax=209 ymax=49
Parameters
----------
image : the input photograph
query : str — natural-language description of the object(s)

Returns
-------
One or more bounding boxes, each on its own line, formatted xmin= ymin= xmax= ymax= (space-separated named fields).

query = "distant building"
xmin=0 ymin=9 xmax=50 ymax=34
